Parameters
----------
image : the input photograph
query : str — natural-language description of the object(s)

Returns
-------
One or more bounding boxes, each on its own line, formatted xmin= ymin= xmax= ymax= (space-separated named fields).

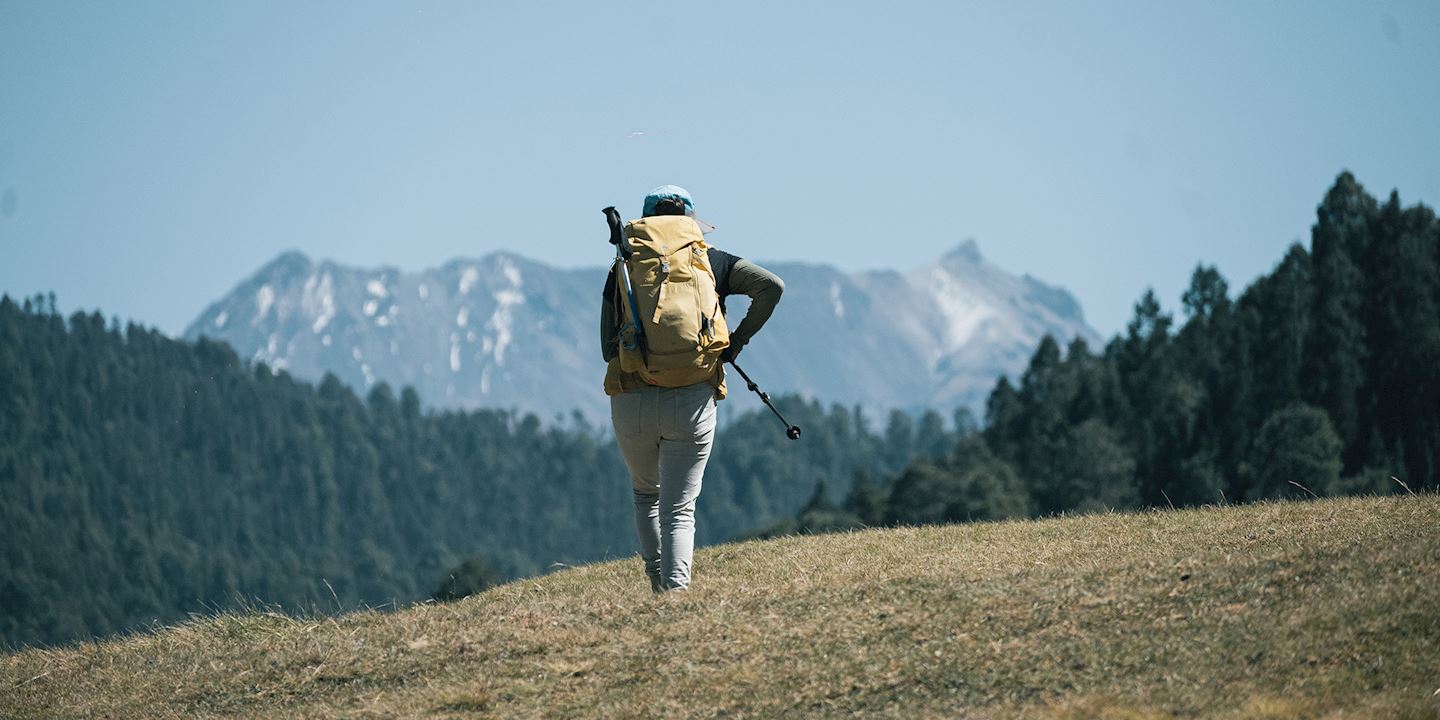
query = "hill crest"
xmin=5 ymin=495 xmax=1436 ymax=719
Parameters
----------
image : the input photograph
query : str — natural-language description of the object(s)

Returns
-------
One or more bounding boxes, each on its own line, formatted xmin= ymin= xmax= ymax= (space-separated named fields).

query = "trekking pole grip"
xmin=603 ymin=207 xmax=630 ymax=258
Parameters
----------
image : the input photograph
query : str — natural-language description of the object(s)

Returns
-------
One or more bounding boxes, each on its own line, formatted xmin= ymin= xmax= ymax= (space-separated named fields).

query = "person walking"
xmin=601 ymin=185 xmax=785 ymax=592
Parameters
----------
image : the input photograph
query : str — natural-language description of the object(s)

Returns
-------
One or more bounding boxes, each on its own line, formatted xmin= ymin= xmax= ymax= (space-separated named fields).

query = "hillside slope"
xmin=4 ymin=495 xmax=1437 ymax=719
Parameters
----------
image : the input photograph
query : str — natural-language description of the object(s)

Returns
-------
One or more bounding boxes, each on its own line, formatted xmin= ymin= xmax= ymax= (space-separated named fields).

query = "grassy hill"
xmin=3 ymin=495 xmax=1437 ymax=719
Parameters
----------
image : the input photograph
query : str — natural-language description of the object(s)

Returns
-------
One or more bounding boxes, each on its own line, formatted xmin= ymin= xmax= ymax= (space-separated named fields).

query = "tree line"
xmin=0 ymin=298 xmax=960 ymax=648
xmin=761 ymin=172 xmax=1437 ymax=537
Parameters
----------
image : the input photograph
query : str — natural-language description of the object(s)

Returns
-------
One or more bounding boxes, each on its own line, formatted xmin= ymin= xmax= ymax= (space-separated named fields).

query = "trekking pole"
xmin=728 ymin=360 xmax=801 ymax=440
xmin=603 ymin=206 xmax=648 ymax=367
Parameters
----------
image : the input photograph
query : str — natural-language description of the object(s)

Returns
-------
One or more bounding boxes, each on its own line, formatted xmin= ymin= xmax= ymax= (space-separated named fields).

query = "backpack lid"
xmin=626 ymin=215 xmax=709 ymax=253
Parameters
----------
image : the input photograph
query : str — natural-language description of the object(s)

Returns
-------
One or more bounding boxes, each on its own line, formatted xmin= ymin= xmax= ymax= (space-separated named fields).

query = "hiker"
xmin=601 ymin=185 xmax=785 ymax=592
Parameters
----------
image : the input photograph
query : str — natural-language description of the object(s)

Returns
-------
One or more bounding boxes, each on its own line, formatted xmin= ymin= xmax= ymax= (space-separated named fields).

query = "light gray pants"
xmin=610 ymin=382 xmax=717 ymax=591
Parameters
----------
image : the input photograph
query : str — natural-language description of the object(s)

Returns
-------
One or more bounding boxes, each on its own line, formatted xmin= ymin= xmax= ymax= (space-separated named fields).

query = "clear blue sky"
xmin=2 ymin=1 xmax=1436 ymax=337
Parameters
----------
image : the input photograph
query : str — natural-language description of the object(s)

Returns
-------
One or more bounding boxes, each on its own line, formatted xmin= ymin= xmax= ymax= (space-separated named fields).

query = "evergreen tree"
xmin=1243 ymin=404 xmax=1343 ymax=500
xmin=1303 ymin=172 xmax=1374 ymax=462
xmin=1360 ymin=193 xmax=1440 ymax=486
xmin=886 ymin=438 xmax=1028 ymax=525
xmin=842 ymin=470 xmax=888 ymax=527
xmin=1233 ymin=243 xmax=1313 ymax=499
xmin=983 ymin=377 xmax=1023 ymax=464
xmin=1051 ymin=419 xmax=1138 ymax=512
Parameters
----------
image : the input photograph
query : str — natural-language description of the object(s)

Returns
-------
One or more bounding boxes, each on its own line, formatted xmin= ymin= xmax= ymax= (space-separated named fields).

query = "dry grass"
xmin=3 ymin=495 xmax=1438 ymax=719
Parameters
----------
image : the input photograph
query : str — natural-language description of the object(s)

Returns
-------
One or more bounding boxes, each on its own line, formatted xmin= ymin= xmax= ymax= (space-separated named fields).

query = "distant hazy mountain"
xmin=185 ymin=240 xmax=1100 ymax=423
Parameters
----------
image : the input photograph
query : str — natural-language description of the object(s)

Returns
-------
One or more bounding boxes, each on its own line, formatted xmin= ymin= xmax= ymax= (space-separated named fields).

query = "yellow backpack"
xmin=614 ymin=215 xmax=731 ymax=387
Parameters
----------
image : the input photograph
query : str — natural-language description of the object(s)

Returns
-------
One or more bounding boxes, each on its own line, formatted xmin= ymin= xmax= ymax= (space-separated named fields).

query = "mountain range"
xmin=184 ymin=239 xmax=1101 ymax=424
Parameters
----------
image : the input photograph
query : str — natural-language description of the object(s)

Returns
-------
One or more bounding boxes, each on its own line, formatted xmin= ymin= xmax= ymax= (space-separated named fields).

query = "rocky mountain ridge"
xmin=185 ymin=240 xmax=1101 ymax=424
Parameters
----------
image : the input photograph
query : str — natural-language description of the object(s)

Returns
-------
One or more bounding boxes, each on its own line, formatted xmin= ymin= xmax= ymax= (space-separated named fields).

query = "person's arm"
xmin=725 ymin=259 xmax=785 ymax=357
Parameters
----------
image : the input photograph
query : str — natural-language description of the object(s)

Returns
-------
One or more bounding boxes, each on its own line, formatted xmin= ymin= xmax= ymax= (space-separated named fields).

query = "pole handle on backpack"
xmin=603 ymin=207 xmax=631 ymax=259
xmin=604 ymin=205 xmax=648 ymax=366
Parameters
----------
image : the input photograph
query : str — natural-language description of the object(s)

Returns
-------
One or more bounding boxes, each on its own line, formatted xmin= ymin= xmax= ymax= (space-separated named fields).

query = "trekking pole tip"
xmin=786 ymin=425 xmax=802 ymax=440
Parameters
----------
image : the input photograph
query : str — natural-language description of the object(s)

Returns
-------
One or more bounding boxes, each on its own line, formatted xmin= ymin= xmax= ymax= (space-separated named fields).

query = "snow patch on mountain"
xmin=459 ymin=267 xmax=479 ymax=295
xmin=488 ymin=288 xmax=525 ymax=365
xmin=256 ymin=285 xmax=275 ymax=321
xmin=923 ymin=265 xmax=993 ymax=353
xmin=307 ymin=273 xmax=336 ymax=333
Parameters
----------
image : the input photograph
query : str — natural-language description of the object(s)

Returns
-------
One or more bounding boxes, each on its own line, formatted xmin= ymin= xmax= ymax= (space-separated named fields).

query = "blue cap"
xmin=642 ymin=184 xmax=715 ymax=233
xmin=643 ymin=185 xmax=692 ymax=216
